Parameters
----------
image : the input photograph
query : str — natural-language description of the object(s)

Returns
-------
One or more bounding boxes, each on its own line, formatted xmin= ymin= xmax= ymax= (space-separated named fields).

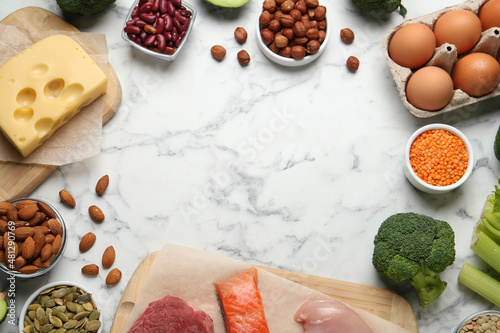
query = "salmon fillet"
xmin=214 ymin=267 xmax=270 ymax=333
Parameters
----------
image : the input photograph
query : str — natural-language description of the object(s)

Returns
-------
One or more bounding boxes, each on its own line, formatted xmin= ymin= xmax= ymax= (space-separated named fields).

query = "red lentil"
xmin=409 ymin=129 xmax=468 ymax=187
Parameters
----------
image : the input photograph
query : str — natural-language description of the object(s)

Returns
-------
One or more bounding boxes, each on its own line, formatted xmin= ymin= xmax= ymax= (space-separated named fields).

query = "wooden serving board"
xmin=0 ymin=7 xmax=122 ymax=201
xmin=111 ymin=251 xmax=419 ymax=333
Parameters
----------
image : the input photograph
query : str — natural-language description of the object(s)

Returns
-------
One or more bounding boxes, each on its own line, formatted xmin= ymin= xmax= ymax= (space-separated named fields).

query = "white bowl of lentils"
xmin=454 ymin=310 xmax=500 ymax=333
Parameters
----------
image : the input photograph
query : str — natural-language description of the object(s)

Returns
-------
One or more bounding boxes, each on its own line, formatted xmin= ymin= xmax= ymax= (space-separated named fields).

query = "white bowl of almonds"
xmin=0 ymin=198 xmax=67 ymax=278
xmin=19 ymin=281 xmax=102 ymax=333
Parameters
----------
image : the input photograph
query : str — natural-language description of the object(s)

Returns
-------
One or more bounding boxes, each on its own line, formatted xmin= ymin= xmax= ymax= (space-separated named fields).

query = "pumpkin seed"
xmin=56 ymin=312 xmax=69 ymax=322
xmin=29 ymin=310 xmax=37 ymax=321
xmin=64 ymin=319 xmax=78 ymax=329
xmin=34 ymin=319 xmax=41 ymax=331
xmin=66 ymin=302 xmax=78 ymax=313
xmin=55 ymin=328 xmax=67 ymax=333
xmin=23 ymin=325 xmax=32 ymax=333
xmin=41 ymin=323 xmax=54 ymax=333
xmin=45 ymin=299 xmax=56 ymax=308
xmin=73 ymin=311 xmax=90 ymax=321
xmin=53 ymin=288 xmax=69 ymax=299
xmin=36 ymin=307 xmax=45 ymax=321
xmin=76 ymin=317 xmax=88 ymax=329
xmin=82 ymin=302 xmax=93 ymax=312
xmin=84 ymin=320 xmax=101 ymax=332
xmin=28 ymin=304 xmax=42 ymax=311
xmin=49 ymin=315 xmax=63 ymax=328
xmin=88 ymin=310 xmax=100 ymax=321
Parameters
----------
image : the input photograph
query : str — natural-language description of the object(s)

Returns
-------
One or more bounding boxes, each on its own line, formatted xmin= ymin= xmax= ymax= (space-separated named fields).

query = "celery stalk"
xmin=458 ymin=263 xmax=500 ymax=307
xmin=471 ymin=231 xmax=500 ymax=274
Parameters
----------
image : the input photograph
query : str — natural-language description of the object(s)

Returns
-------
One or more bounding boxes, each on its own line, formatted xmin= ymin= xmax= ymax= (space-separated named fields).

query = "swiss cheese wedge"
xmin=0 ymin=34 xmax=108 ymax=157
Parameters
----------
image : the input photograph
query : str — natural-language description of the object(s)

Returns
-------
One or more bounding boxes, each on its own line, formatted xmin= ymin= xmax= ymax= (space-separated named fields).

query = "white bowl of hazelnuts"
xmin=256 ymin=0 xmax=330 ymax=66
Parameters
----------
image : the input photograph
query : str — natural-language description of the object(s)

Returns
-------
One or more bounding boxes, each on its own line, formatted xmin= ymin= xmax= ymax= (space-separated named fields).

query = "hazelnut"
xmin=346 ymin=56 xmax=359 ymax=72
xmin=317 ymin=19 xmax=327 ymax=30
xmin=280 ymin=0 xmax=295 ymax=13
xmin=275 ymin=0 xmax=286 ymax=4
xmin=307 ymin=8 xmax=315 ymax=19
xmin=268 ymin=41 xmax=280 ymax=54
xmin=294 ymin=36 xmax=308 ymax=46
xmin=210 ymin=45 xmax=226 ymax=61
xmin=280 ymin=46 xmax=292 ymax=57
xmin=340 ymin=28 xmax=354 ymax=44
xmin=306 ymin=28 xmax=319 ymax=40
xmin=263 ymin=0 xmax=277 ymax=13
xmin=291 ymin=45 xmax=306 ymax=60
xmin=318 ymin=30 xmax=326 ymax=43
xmin=259 ymin=11 xmax=273 ymax=28
xmin=314 ymin=5 xmax=326 ymax=20
xmin=295 ymin=0 xmax=307 ymax=14
xmin=280 ymin=14 xmax=295 ymax=28
xmin=289 ymin=8 xmax=302 ymax=21
xmin=301 ymin=15 xmax=311 ymax=29
xmin=305 ymin=0 xmax=319 ymax=7
xmin=269 ymin=19 xmax=282 ymax=33
xmin=261 ymin=28 xmax=275 ymax=45
xmin=237 ymin=50 xmax=251 ymax=66
xmin=275 ymin=34 xmax=289 ymax=48
xmin=293 ymin=21 xmax=307 ymax=37
xmin=282 ymin=28 xmax=295 ymax=40
xmin=234 ymin=27 xmax=248 ymax=44
xmin=274 ymin=10 xmax=284 ymax=20
xmin=309 ymin=20 xmax=318 ymax=30
xmin=306 ymin=39 xmax=320 ymax=54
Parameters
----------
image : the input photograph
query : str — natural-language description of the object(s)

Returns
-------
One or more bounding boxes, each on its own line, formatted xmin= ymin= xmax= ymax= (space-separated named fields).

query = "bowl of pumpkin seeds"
xmin=19 ymin=281 xmax=101 ymax=333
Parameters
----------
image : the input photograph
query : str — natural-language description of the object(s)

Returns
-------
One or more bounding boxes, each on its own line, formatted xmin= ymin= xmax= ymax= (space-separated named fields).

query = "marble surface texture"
xmin=1 ymin=0 xmax=500 ymax=332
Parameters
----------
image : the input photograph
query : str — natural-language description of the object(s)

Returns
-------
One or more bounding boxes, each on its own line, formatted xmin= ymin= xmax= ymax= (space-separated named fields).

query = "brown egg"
xmin=451 ymin=52 xmax=500 ymax=97
xmin=388 ymin=23 xmax=436 ymax=69
xmin=433 ymin=10 xmax=482 ymax=54
xmin=406 ymin=66 xmax=454 ymax=111
xmin=479 ymin=0 xmax=500 ymax=31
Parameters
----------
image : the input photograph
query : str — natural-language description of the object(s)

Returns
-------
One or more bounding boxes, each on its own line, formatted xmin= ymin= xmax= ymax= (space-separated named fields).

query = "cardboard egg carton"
xmin=382 ymin=0 xmax=500 ymax=118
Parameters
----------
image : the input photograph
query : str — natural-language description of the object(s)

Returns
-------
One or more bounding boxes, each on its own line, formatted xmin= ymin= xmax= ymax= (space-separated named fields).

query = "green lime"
xmin=495 ymin=125 xmax=500 ymax=161
xmin=0 ymin=292 xmax=7 ymax=324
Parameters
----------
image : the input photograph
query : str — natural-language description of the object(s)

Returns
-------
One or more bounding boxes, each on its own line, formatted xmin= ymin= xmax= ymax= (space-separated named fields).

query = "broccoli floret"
xmin=351 ymin=0 xmax=407 ymax=17
xmin=56 ymin=0 xmax=116 ymax=15
xmin=372 ymin=212 xmax=455 ymax=307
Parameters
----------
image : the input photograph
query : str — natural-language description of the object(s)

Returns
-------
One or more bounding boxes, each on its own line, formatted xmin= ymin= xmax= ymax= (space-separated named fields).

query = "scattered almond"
xmin=82 ymin=264 xmax=99 ymax=276
xmin=89 ymin=205 xmax=105 ymax=222
xmin=106 ymin=268 xmax=122 ymax=285
xmin=95 ymin=175 xmax=109 ymax=195
xmin=59 ymin=190 xmax=76 ymax=207
xmin=102 ymin=246 xmax=115 ymax=269
xmin=79 ymin=232 xmax=96 ymax=252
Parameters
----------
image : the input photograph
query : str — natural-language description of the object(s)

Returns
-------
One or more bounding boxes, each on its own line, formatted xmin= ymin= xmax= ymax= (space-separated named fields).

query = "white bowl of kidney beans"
xmin=122 ymin=0 xmax=196 ymax=60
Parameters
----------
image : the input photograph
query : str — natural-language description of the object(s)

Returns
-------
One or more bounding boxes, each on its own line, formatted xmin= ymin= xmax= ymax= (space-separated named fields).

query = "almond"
xmin=16 ymin=200 xmax=37 ymax=210
xmin=59 ymin=190 xmax=76 ymax=207
xmin=0 ymin=202 xmax=15 ymax=215
xmin=13 ymin=227 xmax=35 ymax=240
xmin=0 ymin=220 xmax=8 ymax=233
xmin=19 ymin=265 xmax=40 ymax=274
xmin=37 ymin=201 xmax=55 ymax=219
xmin=89 ymin=205 xmax=105 ymax=222
xmin=28 ymin=212 xmax=45 ymax=227
xmin=18 ymin=205 xmax=38 ymax=220
xmin=33 ymin=229 xmax=46 ymax=257
xmin=33 ymin=226 xmax=50 ymax=235
xmin=95 ymin=175 xmax=109 ymax=195
xmin=40 ymin=243 xmax=52 ymax=261
xmin=45 ymin=234 xmax=55 ymax=244
xmin=102 ymin=246 xmax=115 ymax=269
xmin=21 ymin=236 xmax=35 ymax=261
xmin=47 ymin=218 xmax=63 ymax=236
xmin=13 ymin=256 xmax=27 ymax=271
xmin=7 ymin=208 xmax=18 ymax=222
xmin=106 ymin=268 xmax=122 ymax=285
xmin=0 ymin=250 xmax=4 ymax=263
xmin=79 ymin=232 xmax=96 ymax=252
xmin=52 ymin=234 xmax=62 ymax=255
xmin=82 ymin=264 xmax=99 ymax=276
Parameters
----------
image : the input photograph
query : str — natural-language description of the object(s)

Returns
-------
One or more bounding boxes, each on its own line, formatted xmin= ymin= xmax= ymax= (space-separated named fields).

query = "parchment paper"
xmin=0 ymin=24 xmax=109 ymax=166
xmin=123 ymin=244 xmax=412 ymax=333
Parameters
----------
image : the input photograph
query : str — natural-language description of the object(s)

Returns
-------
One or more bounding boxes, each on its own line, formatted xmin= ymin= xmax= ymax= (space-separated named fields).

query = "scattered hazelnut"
xmin=210 ymin=45 xmax=226 ymax=61
xmin=346 ymin=56 xmax=359 ymax=72
xmin=291 ymin=45 xmax=306 ymax=60
xmin=340 ymin=28 xmax=355 ymax=44
xmin=234 ymin=27 xmax=248 ymax=44
xmin=237 ymin=50 xmax=251 ymax=66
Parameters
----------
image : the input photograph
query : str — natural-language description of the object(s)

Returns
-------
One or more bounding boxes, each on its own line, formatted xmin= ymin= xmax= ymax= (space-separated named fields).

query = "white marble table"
xmin=1 ymin=0 xmax=500 ymax=332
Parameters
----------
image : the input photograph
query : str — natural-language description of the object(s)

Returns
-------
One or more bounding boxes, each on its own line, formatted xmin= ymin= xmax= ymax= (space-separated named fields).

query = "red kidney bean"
xmin=174 ymin=11 xmax=187 ymax=24
xmin=163 ymin=15 xmax=173 ymax=31
xmin=132 ymin=6 xmax=139 ymax=18
xmin=172 ymin=17 xmax=182 ymax=32
xmin=172 ymin=27 xmax=178 ymax=43
xmin=127 ymin=33 xmax=136 ymax=41
xmin=179 ymin=30 xmax=186 ymax=40
xmin=152 ymin=0 xmax=160 ymax=11
xmin=139 ymin=2 xmax=152 ymax=13
xmin=155 ymin=17 xmax=165 ymax=34
xmin=135 ymin=19 xmax=147 ymax=27
xmin=138 ymin=0 xmax=148 ymax=6
xmin=139 ymin=13 xmax=156 ymax=23
xmin=166 ymin=1 xmax=175 ymax=15
xmin=124 ymin=25 xmax=141 ymax=34
xmin=139 ymin=30 xmax=148 ymax=42
xmin=157 ymin=33 xmax=166 ymax=50
xmin=159 ymin=0 xmax=167 ymax=13
xmin=144 ymin=34 xmax=156 ymax=45
xmin=182 ymin=18 xmax=190 ymax=31
xmin=171 ymin=0 xmax=181 ymax=8
xmin=180 ymin=10 xmax=192 ymax=17
xmin=180 ymin=5 xmax=186 ymax=10
xmin=126 ymin=19 xmax=136 ymax=25
xmin=164 ymin=31 xmax=172 ymax=41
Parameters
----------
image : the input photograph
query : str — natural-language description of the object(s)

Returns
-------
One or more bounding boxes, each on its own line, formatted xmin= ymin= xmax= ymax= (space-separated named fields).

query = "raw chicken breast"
xmin=294 ymin=299 xmax=374 ymax=333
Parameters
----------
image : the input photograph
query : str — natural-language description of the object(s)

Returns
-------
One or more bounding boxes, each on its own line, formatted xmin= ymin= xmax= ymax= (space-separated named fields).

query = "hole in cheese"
xmin=16 ymin=88 xmax=36 ymax=105
xmin=18 ymin=137 xmax=25 ymax=142
xmin=31 ymin=63 xmax=49 ymax=77
xmin=13 ymin=106 xmax=34 ymax=122
xmin=60 ymin=83 xmax=84 ymax=104
xmin=44 ymin=78 xmax=65 ymax=98
xmin=34 ymin=117 xmax=55 ymax=135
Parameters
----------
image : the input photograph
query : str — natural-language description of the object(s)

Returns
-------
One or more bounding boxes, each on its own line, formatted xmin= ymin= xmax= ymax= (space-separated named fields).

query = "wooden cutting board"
xmin=0 ymin=7 xmax=122 ymax=201
xmin=111 ymin=251 xmax=419 ymax=333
